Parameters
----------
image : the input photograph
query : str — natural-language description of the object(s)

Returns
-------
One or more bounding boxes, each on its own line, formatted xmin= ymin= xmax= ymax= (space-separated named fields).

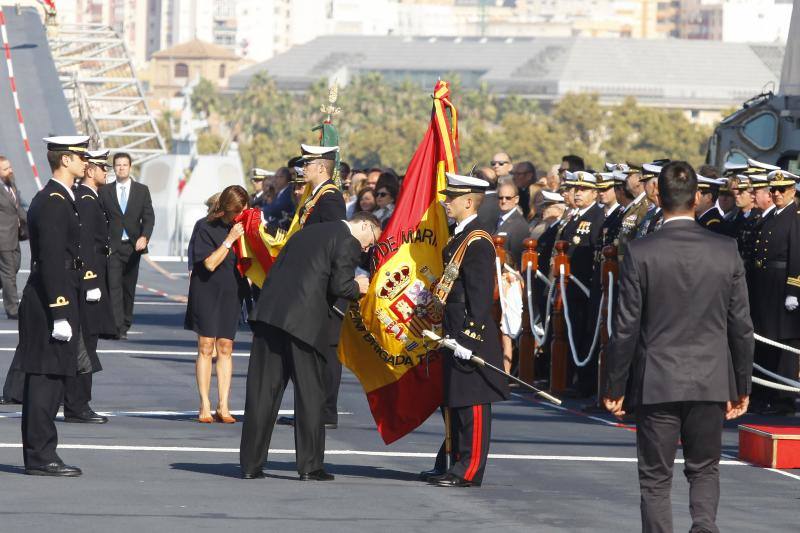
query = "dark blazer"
xmin=697 ymin=207 xmax=732 ymax=236
xmin=99 ymin=179 xmax=155 ymax=253
xmin=250 ymin=221 xmax=361 ymax=356
xmin=442 ymin=217 xmax=509 ymax=407
xmin=476 ymin=190 xmax=500 ymax=231
xmin=17 ymin=180 xmax=82 ymax=376
xmin=261 ymin=185 xmax=294 ymax=230
xmin=298 ymin=179 xmax=345 ymax=226
xmin=75 ymin=185 xmax=116 ymax=340
xmin=0 ymin=180 xmax=26 ymax=250
xmin=604 ymin=219 xmax=754 ymax=405
xmin=496 ymin=209 xmax=530 ymax=268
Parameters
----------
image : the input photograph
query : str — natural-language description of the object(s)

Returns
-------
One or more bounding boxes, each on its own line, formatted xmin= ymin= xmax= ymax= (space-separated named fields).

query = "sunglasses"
xmin=375 ymin=191 xmax=390 ymax=198
xmin=490 ymin=160 xmax=510 ymax=166
xmin=498 ymin=195 xmax=517 ymax=201
xmin=771 ymin=186 xmax=790 ymax=193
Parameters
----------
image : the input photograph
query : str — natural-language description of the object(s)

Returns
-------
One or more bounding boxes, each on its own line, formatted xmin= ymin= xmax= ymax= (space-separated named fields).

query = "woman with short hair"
xmin=185 ymin=185 xmax=250 ymax=423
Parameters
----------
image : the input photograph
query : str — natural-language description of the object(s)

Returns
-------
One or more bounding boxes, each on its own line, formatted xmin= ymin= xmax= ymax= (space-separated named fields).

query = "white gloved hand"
xmin=86 ymin=288 xmax=101 ymax=302
xmin=453 ymin=341 xmax=473 ymax=360
xmin=51 ymin=319 xmax=72 ymax=342
xmin=785 ymin=296 xmax=799 ymax=312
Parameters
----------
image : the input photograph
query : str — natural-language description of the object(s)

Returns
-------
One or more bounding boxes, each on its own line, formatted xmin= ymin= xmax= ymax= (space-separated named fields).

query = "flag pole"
xmin=422 ymin=330 xmax=563 ymax=406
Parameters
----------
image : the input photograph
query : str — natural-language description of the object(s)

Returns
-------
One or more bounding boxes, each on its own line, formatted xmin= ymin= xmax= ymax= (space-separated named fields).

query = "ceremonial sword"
xmin=422 ymin=330 xmax=562 ymax=406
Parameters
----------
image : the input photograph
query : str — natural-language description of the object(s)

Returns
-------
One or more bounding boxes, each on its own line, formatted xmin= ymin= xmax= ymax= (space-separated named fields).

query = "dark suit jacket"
xmin=476 ymin=190 xmax=500 ymax=231
xmin=261 ymin=185 xmax=294 ymax=230
xmin=99 ymin=179 xmax=155 ymax=253
xmin=250 ymin=221 xmax=361 ymax=356
xmin=604 ymin=219 xmax=754 ymax=405
xmin=0 ymin=180 xmax=26 ymax=251
xmin=495 ymin=209 xmax=530 ymax=268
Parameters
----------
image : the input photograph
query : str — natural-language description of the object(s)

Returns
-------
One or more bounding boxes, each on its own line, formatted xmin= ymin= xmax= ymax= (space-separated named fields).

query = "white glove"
xmin=51 ymin=319 xmax=72 ymax=342
xmin=86 ymin=288 xmax=101 ymax=302
xmin=786 ymin=296 xmax=799 ymax=312
xmin=453 ymin=341 xmax=473 ymax=360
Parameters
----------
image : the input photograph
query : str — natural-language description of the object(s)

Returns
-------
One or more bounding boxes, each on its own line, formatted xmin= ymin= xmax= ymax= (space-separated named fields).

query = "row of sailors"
xmin=529 ymin=159 xmax=799 ymax=414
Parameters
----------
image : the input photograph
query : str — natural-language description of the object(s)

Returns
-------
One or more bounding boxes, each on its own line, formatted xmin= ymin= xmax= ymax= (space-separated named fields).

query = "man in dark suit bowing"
xmin=603 ymin=161 xmax=753 ymax=533
xmin=99 ymin=152 xmax=154 ymax=340
xmin=239 ymin=212 xmax=377 ymax=480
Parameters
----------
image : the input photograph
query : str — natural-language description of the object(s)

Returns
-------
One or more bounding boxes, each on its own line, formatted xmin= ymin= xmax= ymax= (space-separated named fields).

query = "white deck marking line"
xmin=0 ymin=348 xmax=251 ymax=357
xmin=0 ymin=443 xmax=753 ymax=465
xmin=0 ymin=409 xmax=352 ymax=419
xmin=722 ymin=453 xmax=800 ymax=481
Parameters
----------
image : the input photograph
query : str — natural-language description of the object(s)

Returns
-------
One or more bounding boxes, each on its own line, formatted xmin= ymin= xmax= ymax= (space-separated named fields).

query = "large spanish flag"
xmin=338 ymin=81 xmax=458 ymax=444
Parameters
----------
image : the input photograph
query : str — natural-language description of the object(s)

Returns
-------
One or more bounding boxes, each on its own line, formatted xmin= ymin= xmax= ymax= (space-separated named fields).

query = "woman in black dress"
xmin=185 ymin=185 xmax=249 ymax=423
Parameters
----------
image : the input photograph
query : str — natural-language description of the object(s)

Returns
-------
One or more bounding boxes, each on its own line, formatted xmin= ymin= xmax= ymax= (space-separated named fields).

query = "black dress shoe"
xmin=64 ymin=410 xmax=109 ymax=424
xmin=418 ymin=468 xmax=445 ymax=481
xmin=25 ymin=462 xmax=82 ymax=477
xmin=241 ymin=470 xmax=265 ymax=479
xmin=276 ymin=415 xmax=295 ymax=426
xmin=7 ymin=313 xmax=18 ymax=320
xmin=0 ymin=396 xmax=21 ymax=405
xmin=118 ymin=332 xmax=128 ymax=340
xmin=324 ymin=423 xmax=337 ymax=430
xmin=429 ymin=473 xmax=479 ymax=487
xmin=299 ymin=469 xmax=334 ymax=481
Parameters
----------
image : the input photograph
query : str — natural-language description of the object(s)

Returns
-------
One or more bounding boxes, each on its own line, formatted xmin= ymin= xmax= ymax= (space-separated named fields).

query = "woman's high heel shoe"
xmin=198 ymin=414 xmax=214 ymax=423
xmin=214 ymin=411 xmax=236 ymax=424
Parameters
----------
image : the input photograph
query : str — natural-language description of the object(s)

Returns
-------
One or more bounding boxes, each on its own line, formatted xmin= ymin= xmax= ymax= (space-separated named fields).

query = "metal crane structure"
xmin=47 ymin=23 xmax=166 ymax=166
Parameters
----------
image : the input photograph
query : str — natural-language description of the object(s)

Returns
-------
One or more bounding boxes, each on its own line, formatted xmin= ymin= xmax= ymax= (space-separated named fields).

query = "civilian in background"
xmin=100 ymin=152 xmax=154 ymax=340
xmin=490 ymin=152 xmax=513 ymax=179
xmin=185 ymin=185 xmax=250 ymax=424
xmin=561 ymin=154 xmax=585 ymax=172
xmin=353 ymin=188 xmax=377 ymax=215
xmin=262 ymin=167 xmax=295 ymax=231
xmin=476 ymin=166 xmax=500 ymax=230
xmin=511 ymin=161 xmax=537 ymax=219
xmin=0 ymin=156 xmax=26 ymax=320
xmin=366 ymin=167 xmax=382 ymax=189
xmin=249 ymin=172 xmax=268 ymax=208
xmin=495 ymin=178 xmax=530 ymax=268
xmin=345 ymin=170 xmax=368 ymax=218
xmin=374 ymin=173 xmax=399 ymax=226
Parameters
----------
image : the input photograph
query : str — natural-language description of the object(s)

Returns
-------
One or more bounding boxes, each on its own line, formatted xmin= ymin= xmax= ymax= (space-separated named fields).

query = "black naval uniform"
xmin=296 ymin=179 xmax=347 ymax=426
xmin=18 ymin=180 xmax=83 ymax=469
xmin=240 ymin=222 xmax=362 ymax=477
xmin=750 ymin=204 xmax=800 ymax=413
xmin=561 ymin=202 xmax=605 ymax=396
xmin=439 ymin=216 xmax=509 ymax=485
xmin=64 ymin=184 xmax=115 ymax=419
xmin=697 ymin=207 xmax=731 ymax=236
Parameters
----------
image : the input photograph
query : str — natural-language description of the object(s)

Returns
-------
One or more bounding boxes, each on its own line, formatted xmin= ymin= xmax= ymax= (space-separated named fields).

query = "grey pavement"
xmin=0 ymin=250 xmax=797 ymax=532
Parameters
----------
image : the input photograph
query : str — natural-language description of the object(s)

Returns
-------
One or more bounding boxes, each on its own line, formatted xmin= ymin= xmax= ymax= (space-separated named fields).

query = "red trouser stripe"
xmin=464 ymin=405 xmax=482 ymax=481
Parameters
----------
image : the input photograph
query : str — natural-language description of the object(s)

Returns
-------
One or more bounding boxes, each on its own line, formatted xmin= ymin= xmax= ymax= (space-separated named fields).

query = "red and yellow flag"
xmin=338 ymin=81 xmax=458 ymax=444
xmin=233 ymin=186 xmax=314 ymax=287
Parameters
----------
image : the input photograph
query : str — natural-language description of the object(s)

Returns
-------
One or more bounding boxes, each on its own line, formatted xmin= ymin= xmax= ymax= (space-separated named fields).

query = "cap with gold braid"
xmin=86 ymin=149 xmax=110 ymax=170
xmin=572 ymin=170 xmax=598 ymax=188
xmin=43 ymin=135 xmax=90 ymax=156
xmin=697 ymin=172 xmax=726 ymax=191
xmin=299 ymin=144 xmax=339 ymax=162
xmin=440 ymin=172 xmax=490 ymax=197
xmin=748 ymin=173 xmax=770 ymax=189
xmin=768 ymin=169 xmax=800 ymax=187
xmin=595 ymin=172 xmax=615 ymax=189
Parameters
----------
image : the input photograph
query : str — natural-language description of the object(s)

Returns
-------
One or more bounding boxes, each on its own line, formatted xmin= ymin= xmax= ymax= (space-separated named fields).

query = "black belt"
xmin=32 ymin=258 xmax=84 ymax=271
xmin=754 ymin=259 xmax=786 ymax=269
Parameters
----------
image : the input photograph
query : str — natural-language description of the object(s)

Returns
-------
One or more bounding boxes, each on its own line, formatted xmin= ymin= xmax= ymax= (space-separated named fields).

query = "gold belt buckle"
xmin=755 ymin=259 xmax=763 ymax=268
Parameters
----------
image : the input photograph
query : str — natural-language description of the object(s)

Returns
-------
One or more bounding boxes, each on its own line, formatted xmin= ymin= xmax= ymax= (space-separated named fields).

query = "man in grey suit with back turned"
xmin=603 ymin=161 xmax=753 ymax=533
xmin=0 ymin=156 xmax=26 ymax=319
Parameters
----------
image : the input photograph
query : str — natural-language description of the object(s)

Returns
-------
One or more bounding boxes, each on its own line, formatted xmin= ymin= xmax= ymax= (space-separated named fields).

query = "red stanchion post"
xmin=519 ymin=238 xmax=538 ymax=383
xmin=550 ymin=240 xmax=570 ymax=394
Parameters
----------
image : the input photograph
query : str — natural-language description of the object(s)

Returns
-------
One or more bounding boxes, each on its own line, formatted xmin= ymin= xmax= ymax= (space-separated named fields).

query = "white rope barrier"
xmin=606 ymin=271 xmax=614 ymax=338
xmin=536 ymin=269 xmax=552 ymax=287
xmin=753 ymin=376 xmax=800 ymax=393
xmin=560 ymin=265 xmax=602 ymax=368
xmin=569 ymin=274 xmax=590 ymax=298
xmin=525 ymin=262 xmax=545 ymax=346
xmin=754 ymin=333 xmax=800 ymax=356
xmin=753 ymin=362 xmax=800 ymax=389
xmin=495 ymin=257 xmax=512 ymax=337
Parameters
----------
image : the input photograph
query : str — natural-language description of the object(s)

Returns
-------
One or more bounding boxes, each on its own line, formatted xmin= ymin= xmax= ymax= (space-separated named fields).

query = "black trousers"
xmin=240 ymin=324 xmax=326 ymax=476
xmin=447 ymin=403 xmax=492 ymax=484
xmin=108 ymin=241 xmax=141 ymax=334
xmin=22 ymin=373 xmax=67 ymax=468
xmin=64 ymin=373 xmax=92 ymax=417
xmin=323 ymin=351 xmax=341 ymax=425
xmin=2 ymin=349 xmax=24 ymax=402
xmin=636 ymin=402 xmax=725 ymax=533
xmin=0 ymin=246 xmax=20 ymax=317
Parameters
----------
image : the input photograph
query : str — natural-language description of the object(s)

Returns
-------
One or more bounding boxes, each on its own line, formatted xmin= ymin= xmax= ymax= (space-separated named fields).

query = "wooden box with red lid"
xmin=738 ymin=425 xmax=800 ymax=469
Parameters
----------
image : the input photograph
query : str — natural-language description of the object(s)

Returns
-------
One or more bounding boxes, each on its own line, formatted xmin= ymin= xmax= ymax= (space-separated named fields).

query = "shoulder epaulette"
xmin=706 ymin=219 xmax=720 ymax=225
xmin=81 ymin=194 xmax=95 ymax=201
xmin=49 ymin=192 xmax=65 ymax=200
